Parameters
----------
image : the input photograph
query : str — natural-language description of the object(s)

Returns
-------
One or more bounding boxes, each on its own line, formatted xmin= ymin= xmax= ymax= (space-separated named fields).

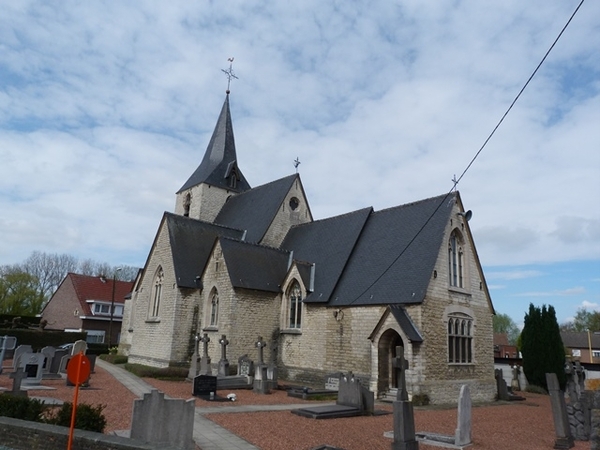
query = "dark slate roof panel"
xmin=281 ymin=207 xmax=372 ymax=303
xmin=295 ymin=261 xmax=314 ymax=293
xmin=215 ymin=174 xmax=298 ymax=244
xmin=178 ymin=95 xmax=250 ymax=194
xmin=390 ymin=305 xmax=423 ymax=343
xmin=166 ymin=213 xmax=245 ymax=288
xmin=328 ymin=193 xmax=455 ymax=306
xmin=220 ymin=238 xmax=290 ymax=293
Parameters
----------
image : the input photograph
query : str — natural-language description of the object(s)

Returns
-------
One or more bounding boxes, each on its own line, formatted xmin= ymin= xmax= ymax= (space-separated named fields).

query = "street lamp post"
xmin=108 ymin=267 xmax=122 ymax=347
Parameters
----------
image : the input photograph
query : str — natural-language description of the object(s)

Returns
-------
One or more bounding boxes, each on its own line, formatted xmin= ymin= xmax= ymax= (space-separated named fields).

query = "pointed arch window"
xmin=287 ymin=281 xmax=303 ymax=329
xmin=448 ymin=230 xmax=464 ymax=288
xmin=210 ymin=290 xmax=219 ymax=326
xmin=150 ymin=267 xmax=164 ymax=318
xmin=448 ymin=313 xmax=473 ymax=364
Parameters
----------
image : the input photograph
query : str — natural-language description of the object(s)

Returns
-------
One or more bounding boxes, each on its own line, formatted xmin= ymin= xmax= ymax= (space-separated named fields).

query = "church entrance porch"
xmin=377 ymin=328 xmax=404 ymax=394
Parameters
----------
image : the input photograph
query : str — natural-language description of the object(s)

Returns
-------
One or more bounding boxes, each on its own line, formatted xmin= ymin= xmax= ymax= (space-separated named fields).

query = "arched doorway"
xmin=377 ymin=329 xmax=404 ymax=392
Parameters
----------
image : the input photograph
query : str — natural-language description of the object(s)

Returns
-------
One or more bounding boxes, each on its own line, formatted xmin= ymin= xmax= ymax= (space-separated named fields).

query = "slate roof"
xmin=220 ymin=238 xmax=290 ymax=293
xmin=68 ymin=273 xmax=134 ymax=316
xmin=281 ymin=207 xmax=372 ymax=303
xmin=390 ymin=305 xmax=424 ymax=343
xmin=215 ymin=174 xmax=299 ymax=244
xmin=328 ymin=193 xmax=456 ymax=306
xmin=177 ymin=94 xmax=250 ymax=194
xmin=165 ymin=213 xmax=245 ymax=288
xmin=561 ymin=331 xmax=600 ymax=349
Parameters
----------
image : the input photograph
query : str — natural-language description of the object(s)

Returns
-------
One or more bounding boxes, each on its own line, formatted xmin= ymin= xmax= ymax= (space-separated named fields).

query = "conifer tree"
xmin=521 ymin=303 xmax=566 ymax=390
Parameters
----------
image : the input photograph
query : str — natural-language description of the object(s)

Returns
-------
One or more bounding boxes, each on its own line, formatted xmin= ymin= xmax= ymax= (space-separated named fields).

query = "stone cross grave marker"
xmin=217 ymin=334 xmax=229 ymax=377
xmin=0 ymin=335 xmax=17 ymax=375
xmin=199 ymin=333 xmax=212 ymax=375
xmin=393 ymin=345 xmax=409 ymax=401
xmin=254 ymin=336 xmax=270 ymax=394
xmin=390 ymin=346 xmax=418 ymax=450
xmin=546 ymin=372 xmax=574 ymax=449
xmin=20 ymin=352 xmax=46 ymax=386
xmin=9 ymin=367 xmax=27 ymax=397
xmin=511 ymin=365 xmax=521 ymax=391
xmin=131 ymin=389 xmax=195 ymax=450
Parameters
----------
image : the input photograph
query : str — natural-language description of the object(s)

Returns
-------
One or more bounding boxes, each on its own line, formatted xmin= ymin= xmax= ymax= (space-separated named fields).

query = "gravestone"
xmin=217 ymin=335 xmax=229 ymax=376
xmin=199 ymin=333 xmax=212 ymax=376
xmin=495 ymin=368 xmax=524 ymax=401
xmin=9 ymin=367 xmax=27 ymax=397
xmin=325 ymin=372 xmax=343 ymax=391
xmin=47 ymin=349 xmax=68 ymax=378
xmin=511 ymin=365 xmax=521 ymax=392
xmin=19 ymin=352 xmax=45 ymax=386
xmin=193 ymin=374 xmax=218 ymax=399
xmin=237 ymin=354 xmax=254 ymax=377
xmin=71 ymin=340 xmax=87 ymax=356
xmin=59 ymin=354 xmax=72 ymax=374
xmin=253 ymin=336 xmax=270 ymax=394
xmin=187 ymin=334 xmax=200 ymax=380
xmin=0 ymin=336 xmax=17 ymax=375
xmin=267 ymin=339 xmax=278 ymax=388
xmin=12 ymin=345 xmax=33 ymax=370
xmin=414 ymin=384 xmax=472 ymax=449
xmin=292 ymin=372 xmax=374 ymax=419
xmin=390 ymin=346 xmax=418 ymax=450
xmin=546 ymin=372 xmax=574 ymax=449
xmin=41 ymin=346 xmax=56 ymax=374
xmin=131 ymin=389 xmax=195 ymax=450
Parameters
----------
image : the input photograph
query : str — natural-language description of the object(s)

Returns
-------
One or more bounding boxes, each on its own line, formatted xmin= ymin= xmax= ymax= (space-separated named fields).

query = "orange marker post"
xmin=66 ymin=352 xmax=91 ymax=450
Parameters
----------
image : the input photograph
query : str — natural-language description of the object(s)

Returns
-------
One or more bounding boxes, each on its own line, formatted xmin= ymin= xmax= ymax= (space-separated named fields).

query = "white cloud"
xmin=0 ymin=0 xmax=598 ymax=286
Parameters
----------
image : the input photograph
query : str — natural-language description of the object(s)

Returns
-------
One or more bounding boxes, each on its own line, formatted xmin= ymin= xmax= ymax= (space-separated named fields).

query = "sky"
xmin=1 ymin=1 xmax=599 ymax=327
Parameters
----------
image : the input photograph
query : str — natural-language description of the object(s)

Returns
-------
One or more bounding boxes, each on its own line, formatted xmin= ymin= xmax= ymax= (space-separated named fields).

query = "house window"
xmin=288 ymin=281 xmax=303 ymax=329
xmin=448 ymin=231 xmax=464 ymax=288
xmin=448 ymin=314 xmax=473 ymax=364
xmin=94 ymin=304 xmax=110 ymax=315
xmin=210 ymin=290 xmax=219 ymax=326
xmin=150 ymin=267 xmax=164 ymax=317
xmin=572 ymin=349 xmax=581 ymax=357
xmin=86 ymin=330 xmax=106 ymax=344
xmin=592 ymin=350 xmax=600 ymax=358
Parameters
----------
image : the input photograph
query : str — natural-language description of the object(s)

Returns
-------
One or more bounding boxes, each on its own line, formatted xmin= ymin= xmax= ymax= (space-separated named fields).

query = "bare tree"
xmin=21 ymin=251 xmax=78 ymax=300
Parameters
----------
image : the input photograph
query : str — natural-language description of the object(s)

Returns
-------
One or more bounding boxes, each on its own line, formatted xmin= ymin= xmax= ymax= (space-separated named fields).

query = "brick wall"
xmin=41 ymin=277 xmax=83 ymax=331
xmin=0 ymin=416 xmax=175 ymax=450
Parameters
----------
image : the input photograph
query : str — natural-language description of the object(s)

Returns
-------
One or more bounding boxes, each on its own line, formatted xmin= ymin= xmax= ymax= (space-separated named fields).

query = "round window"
xmin=289 ymin=197 xmax=300 ymax=211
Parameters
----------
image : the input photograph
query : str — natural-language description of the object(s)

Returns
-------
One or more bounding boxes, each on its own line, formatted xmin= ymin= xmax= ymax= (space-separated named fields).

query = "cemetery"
xmin=1 ymin=334 xmax=600 ymax=450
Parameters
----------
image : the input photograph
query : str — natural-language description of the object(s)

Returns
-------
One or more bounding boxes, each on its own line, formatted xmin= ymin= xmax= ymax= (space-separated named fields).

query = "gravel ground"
xmin=0 ymin=360 xmax=593 ymax=450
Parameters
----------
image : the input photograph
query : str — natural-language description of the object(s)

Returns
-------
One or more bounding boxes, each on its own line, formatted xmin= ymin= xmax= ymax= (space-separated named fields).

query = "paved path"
xmin=97 ymin=359 xmax=319 ymax=450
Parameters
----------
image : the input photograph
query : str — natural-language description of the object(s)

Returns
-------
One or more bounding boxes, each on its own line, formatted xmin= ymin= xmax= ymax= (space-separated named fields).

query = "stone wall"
xmin=128 ymin=223 xmax=181 ymax=368
xmin=260 ymin=177 xmax=312 ymax=248
xmin=0 ymin=416 xmax=176 ymax=450
xmin=175 ymin=183 xmax=233 ymax=223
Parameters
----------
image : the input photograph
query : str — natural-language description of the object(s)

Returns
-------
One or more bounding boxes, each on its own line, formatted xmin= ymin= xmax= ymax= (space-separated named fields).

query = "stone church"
xmin=120 ymin=93 xmax=496 ymax=404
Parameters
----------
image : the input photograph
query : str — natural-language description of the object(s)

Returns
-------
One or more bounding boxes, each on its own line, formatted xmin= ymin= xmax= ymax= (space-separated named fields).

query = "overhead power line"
xmin=345 ymin=0 xmax=586 ymax=307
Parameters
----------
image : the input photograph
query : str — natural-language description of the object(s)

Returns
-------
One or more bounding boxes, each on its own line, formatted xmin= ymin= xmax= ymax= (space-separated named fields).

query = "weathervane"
xmin=294 ymin=157 xmax=301 ymax=173
xmin=221 ymin=57 xmax=238 ymax=94
xmin=451 ymin=174 xmax=458 ymax=191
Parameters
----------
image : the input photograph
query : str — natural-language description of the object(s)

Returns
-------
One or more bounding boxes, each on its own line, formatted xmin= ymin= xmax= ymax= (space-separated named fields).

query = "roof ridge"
xmin=220 ymin=236 xmax=291 ymax=254
xmin=164 ymin=211 xmax=245 ymax=233
xmin=289 ymin=206 xmax=373 ymax=230
xmin=372 ymin=192 xmax=454 ymax=215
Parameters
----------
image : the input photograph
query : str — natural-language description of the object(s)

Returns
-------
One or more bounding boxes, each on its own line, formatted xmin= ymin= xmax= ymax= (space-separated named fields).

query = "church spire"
xmin=177 ymin=94 xmax=250 ymax=194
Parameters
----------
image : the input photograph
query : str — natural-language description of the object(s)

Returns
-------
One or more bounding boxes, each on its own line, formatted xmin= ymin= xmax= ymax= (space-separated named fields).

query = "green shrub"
xmin=412 ymin=394 xmax=430 ymax=406
xmin=124 ymin=363 xmax=187 ymax=380
xmin=0 ymin=394 xmax=46 ymax=421
xmin=99 ymin=354 xmax=128 ymax=364
xmin=525 ymin=384 xmax=548 ymax=395
xmin=46 ymin=402 xmax=107 ymax=433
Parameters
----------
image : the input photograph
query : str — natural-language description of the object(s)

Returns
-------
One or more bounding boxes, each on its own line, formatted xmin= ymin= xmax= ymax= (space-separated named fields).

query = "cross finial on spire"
xmin=221 ymin=57 xmax=238 ymax=94
xmin=294 ymin=157 xmax=301 ymax=173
